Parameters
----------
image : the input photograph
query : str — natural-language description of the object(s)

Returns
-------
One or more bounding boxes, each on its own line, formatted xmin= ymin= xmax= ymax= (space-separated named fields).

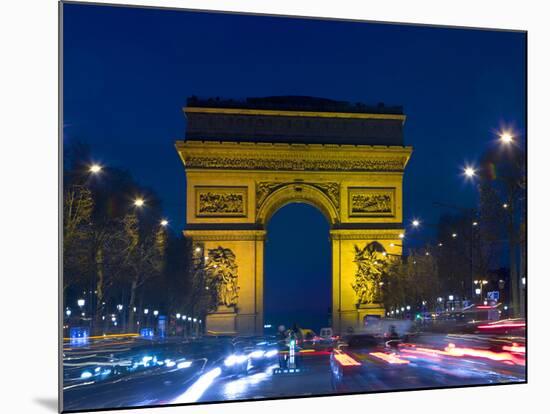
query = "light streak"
xmin=502 ymin=344 xmax=526 ymax=354
xmin=369 ymin=352 xmax=410 ymax=365
xmin=333 ymin=350 xmax=361 ymax=367
xmin=172 ymin=367 xmax=222 ymax=404
xmin=477 ymin=322 xmax=525 ymax=330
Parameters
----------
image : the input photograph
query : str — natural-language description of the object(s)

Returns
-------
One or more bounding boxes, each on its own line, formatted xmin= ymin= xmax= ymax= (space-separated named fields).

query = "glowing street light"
xmin=134 ymin=198 xmax=145 ymax=207
xmin=144 ymin=308 xmax=149 ymax=315
xmin=499 ymin=131 xmax=514 ymax=145
xmin=160 ymin=219 xmax=169 ymax=227
xmin=176 ymin=313 xmax=181 ymax=319
xmin=411 ymin=219 xmax=420 ymax=227
xmin=463 ymin=166 xmax=476 ymax=178
xmin=503 ymin=203 xmax=509 ymax=209
xmin=195 ymin=246 xmax=202 ymax=253
xmin=66 ymin=309 xmax=71 ymax=317
xmin=77 ymin=299 xmax=85 ymax=308
xmin=452 ymin=233 xmax=457 ymax=238
xmin=398 ymin=233 xmax=405 ymax=239
xmin=89 ymin=164 xmax=102 ymax=174
xmin=117 ymin=304 xmax=123 ymax=311
xmin=448 ymin=295 xmax=454 ymax=301
xmin=153 ymin=310 xmax=159 ymax=317
xmin=472 ymin=221 xmax=479 ymax=226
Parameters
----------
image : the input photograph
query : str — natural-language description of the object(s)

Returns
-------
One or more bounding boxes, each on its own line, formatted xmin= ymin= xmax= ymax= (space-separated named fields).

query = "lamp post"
xmin=473 ymin=280 xmax=488 ymax=303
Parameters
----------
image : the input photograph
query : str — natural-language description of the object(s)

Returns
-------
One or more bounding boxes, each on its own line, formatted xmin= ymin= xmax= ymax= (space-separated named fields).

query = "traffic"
xmin=63 ymin=311 xmax=526 ymax=411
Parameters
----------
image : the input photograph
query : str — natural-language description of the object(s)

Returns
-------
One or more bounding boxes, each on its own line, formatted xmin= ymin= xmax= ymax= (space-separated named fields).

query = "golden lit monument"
xmin=176 ymin=96 xmax=412 ymax=335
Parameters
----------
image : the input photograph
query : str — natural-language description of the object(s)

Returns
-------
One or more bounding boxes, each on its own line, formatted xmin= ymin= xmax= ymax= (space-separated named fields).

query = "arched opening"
xmin=264 ymin=203 xmax=331 ymax=334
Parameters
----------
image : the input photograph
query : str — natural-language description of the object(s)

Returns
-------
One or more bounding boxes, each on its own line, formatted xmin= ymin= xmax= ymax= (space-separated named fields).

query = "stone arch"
xmin=256 ymin=183 xmax=340 ymax=226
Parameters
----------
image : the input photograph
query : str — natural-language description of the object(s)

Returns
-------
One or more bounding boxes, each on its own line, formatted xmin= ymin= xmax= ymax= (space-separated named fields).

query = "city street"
xmin=63 ymin=329 xmax=526 ymax=411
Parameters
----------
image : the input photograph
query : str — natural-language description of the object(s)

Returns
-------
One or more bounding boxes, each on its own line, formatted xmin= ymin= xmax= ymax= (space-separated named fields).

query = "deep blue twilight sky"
xmin=63 ymin=3 xmax=525 ymax=330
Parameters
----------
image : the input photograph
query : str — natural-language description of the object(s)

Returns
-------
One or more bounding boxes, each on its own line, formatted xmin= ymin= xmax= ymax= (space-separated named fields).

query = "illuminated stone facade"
xmin=176 ymin=97 xmax=412 ymax=335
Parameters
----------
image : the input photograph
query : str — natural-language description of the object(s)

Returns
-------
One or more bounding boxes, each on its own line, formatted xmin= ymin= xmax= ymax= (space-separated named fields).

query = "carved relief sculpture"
xmin=196 ymin=187 xmax=247 ymax=217
xmin=256 ymin=181 xmax=340 ymax=212
xmin=349 ymin=187 xmax=395 ymax=217
xmin=352 ymin=242 xmax=387 ymax=306
xmin=186 ymin=156 xmax=406 ymax=172
xmin=204 ymin=246 xmax=239 ymax=308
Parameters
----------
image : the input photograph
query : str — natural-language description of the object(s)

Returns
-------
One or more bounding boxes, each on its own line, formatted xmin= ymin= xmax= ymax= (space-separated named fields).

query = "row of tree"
xmin=380 ymin=139 xmax=526 ymax=315
xmin=63 ymin=142 xmax=206 ymax=334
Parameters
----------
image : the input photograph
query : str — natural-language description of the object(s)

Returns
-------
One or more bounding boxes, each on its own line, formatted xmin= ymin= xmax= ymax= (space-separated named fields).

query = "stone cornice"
xmin=184 ymin=106 xmax=407 ymax=122
xmin=176 ymin=141 xmax=412 ymax=172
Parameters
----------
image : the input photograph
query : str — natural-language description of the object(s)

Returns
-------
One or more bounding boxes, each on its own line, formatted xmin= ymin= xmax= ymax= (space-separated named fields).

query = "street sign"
xmin=487 ymin=291 xmax=499 ymax=301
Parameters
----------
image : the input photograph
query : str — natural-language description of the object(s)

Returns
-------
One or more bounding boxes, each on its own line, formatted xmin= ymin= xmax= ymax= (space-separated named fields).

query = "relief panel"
xmin=195 ymin=186 xmax=248 ymax=217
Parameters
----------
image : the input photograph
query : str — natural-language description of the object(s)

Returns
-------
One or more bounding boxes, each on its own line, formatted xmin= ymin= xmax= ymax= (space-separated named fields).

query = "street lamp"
xmin=448 ymin=295 xmax=454 ymax=301
xmin=153 ymin=310 xmax=159 ymax=317
xmin=463 ymin=166 xmax=476 ymax=178
xmin=499 ymin=131 xmax=514 ymax=145
xmin=160 ymin=219 xmax=169 ymax=227
xmin=89 ymin=164 xmax=102 ymax=174
xmin=144 ymin=308 xmax=149 ymax=315
xmin=77 ymin=299 xmax=85 ymax=308
xmin=117 ymin=304 xmax=123 ymax=311
xmin=474 ymin=280 xmax=488 ymax=301
xmin=398 ymin=233 xmax=405 ymax=239
xmin=452 ymin=233 xmax=457 ymax=238
xmin=195 ymin=246 xmax=202 ymax=253
xmin=66 ymin=309 xmax=71 ymax=317
xmin=134 ymin=198 xmax=145 ymax=207
xmin=176 ymin=313 xmax=181 ymax=319
xmin=411 ymin=219 xmax=420 ymax=227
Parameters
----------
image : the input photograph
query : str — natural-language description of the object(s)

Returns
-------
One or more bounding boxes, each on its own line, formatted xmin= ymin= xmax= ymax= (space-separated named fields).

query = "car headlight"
xmin=264 ymin=349 xmax=278 ymax=358
xmin=249 ymin=350 xmax=264 ymax=359
xmin=224 ymin=354 xmax=247 ymax=367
